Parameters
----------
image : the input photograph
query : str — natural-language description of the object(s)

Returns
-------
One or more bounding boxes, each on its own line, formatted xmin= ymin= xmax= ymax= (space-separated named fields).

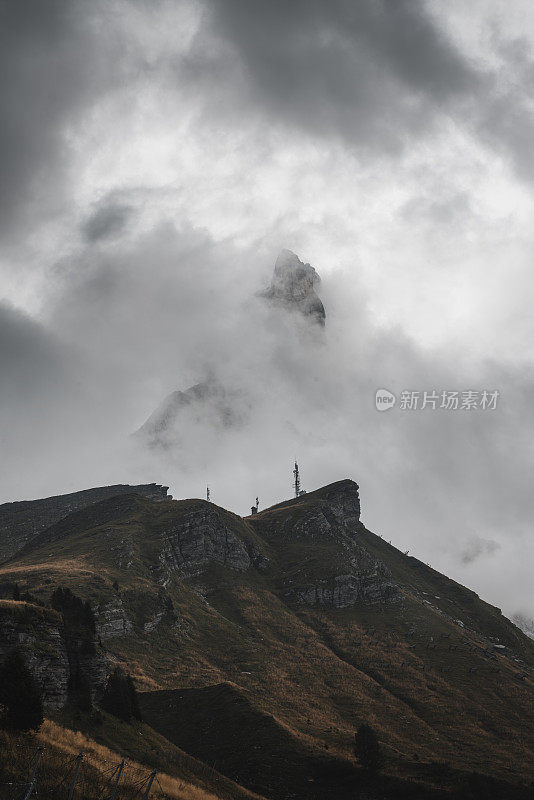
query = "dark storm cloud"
xmin=83 ymin=202 xmax=133 ymax=243
xmin=194 ymin=0 xmax=483 ymax=151
xmin=479 ymin=90 xmax=534 ymax=184
xmin=188 ymin=0 xmax=534 ymax=186
xmin=0 ymin=0 xmax=80 ymax=233
xmin=1 ymin=0 xmax=533 ymax=616
xmin=476 ymin=32 xmax=534 ymax=183
xmin=0 ymin=0 xmax=129 ymax=238
xmin=2 ymin=216 xmax=534 ymax=614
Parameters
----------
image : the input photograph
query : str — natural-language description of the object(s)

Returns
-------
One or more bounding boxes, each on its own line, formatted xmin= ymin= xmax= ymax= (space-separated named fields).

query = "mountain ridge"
xmin=0 ymin=478 xmax=532 ymax=798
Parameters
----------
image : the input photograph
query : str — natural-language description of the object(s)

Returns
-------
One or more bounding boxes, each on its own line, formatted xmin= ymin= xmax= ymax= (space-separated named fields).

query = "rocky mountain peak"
xmin=314 ymin=478 xmax=361 ymax=525
xmin=262 ymin=249 xmax=326 ymax=325
xmin=263 ymin=478 xmax=360 ymax=527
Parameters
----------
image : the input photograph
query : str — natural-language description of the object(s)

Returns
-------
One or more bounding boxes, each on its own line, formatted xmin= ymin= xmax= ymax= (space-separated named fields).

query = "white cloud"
xmin=1 ymin=0 xmax=533 ymax=619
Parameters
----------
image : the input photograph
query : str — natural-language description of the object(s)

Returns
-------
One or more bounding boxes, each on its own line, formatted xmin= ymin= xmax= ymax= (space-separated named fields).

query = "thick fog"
xmin=1 ymin=0 xmax=533 ymax=621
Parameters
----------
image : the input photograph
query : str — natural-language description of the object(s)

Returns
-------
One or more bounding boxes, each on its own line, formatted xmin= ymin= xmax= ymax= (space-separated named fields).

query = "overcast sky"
xmin=1 ymin=0 xmax=533 ymax=619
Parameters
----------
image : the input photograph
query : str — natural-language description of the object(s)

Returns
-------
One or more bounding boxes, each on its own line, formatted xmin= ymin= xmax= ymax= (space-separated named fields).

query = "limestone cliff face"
xmin=94 ymin=596 xmax=133 ymax=640
xmin=258 ymin=479 xmax=361 ymax=536
xmin=0 ymin=601 xmax=108 ymax=709
xmin=287 ymin=574 xmax=399 ymax=608
xmin=249 ymin=480 xmax=401 ymax=609
xmin=261 ymin=249 xmax=326 ymax=326
xmin=0 ymin=483 xmax=169 ymax=561
xmin=283 ymin=557 xmax=401 ymax=609
xmin=0 ymin=603 xmax=69 ymax=709
xmin=158 ymin=505 xmax=251 ymax=579
xmin=316 ymin=480 xmax=361 ymax=528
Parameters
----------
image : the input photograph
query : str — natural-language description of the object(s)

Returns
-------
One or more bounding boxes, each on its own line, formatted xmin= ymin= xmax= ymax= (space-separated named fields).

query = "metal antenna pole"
xmin=67 ymin=751 xmax=84 ymax=800
xmin=108 ymin=759 xmax=125 ymax=800
xmin=22 ymin=745 xmax=43 ymax=800
xmin=206 ymin=486 xmax=210 ymax=502
xmin=293 ymin=461 xmax=300 ymax=498
xmin=141 ymin=770 xmax=157 ymax=799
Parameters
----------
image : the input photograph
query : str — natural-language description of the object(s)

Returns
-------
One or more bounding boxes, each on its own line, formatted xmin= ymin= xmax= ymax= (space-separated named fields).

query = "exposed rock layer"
xmin=95 ymin=596 xmax=133 ymax=640
xmin=0 ymin=602 xmax=107 ymax=709
xmin=250 ymin=480 xmax=400 ymax=608
xmin=158 ymin=506 xmax=251 ymax=579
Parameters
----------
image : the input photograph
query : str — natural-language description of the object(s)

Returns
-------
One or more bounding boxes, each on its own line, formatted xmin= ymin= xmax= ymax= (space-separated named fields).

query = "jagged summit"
xmin=134 ymin=249 xmax=326 ymax=448
xmin=134 ymin=377 xmax=239 ymax=446
xmin=257 ymin=478 xmax=360 ymax=525
xmin=261 ymin=249 xmax=326 ymax=325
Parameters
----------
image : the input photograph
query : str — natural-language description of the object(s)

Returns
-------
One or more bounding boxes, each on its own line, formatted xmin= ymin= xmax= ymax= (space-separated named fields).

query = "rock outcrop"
xmin=317 ymin=480 xmax=361 ymax=528
xmin=250 ymin=479 xmax=400 ymax=609
xmin=0 ymin=600 xmax=108 ymax=709
xmin=0 ymin=602 xmax=69 ymax=709
xmin=258 ymin=479 xmax=361 ymax=535
xmin=158 ymin=505 xmax=251 ymax=579
xmin=513 ymin=613 xmax=534 ymax=640
xmin=284 ymin=560 xmax=401 ymax=609
xmin=0 ymin=483 xmax=170 ymax=561
xmin=261 ymin=249 xmax=325 ymax=326
xmin=94 ymin=596 xmax=133 ymax=640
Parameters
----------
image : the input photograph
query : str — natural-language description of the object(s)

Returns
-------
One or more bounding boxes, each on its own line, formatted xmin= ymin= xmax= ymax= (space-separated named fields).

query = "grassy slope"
xmin=0 ymin=486 xmax=532 ymax=796
xmin=0 ymin=714 xmax=265 ymax=800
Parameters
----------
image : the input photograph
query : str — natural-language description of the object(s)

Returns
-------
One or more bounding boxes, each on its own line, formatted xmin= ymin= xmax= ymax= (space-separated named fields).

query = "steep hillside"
xmin=0 ymin=714 xmax=265 ymax=800
xmin=0 ymin=483 xmax=169 ymax=561
xmin=0 ymin=480 xmax=532 ymax=799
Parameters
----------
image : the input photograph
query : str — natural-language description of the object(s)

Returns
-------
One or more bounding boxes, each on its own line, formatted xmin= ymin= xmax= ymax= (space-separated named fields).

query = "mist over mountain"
xmin=135 ymin=249 xmax=326 ymax=447
xmin=1 ymin=1 xmax=533 ymax=642
xmin=2 ymin=3 xmax=534 ymax=797
xmin=1 ymin=229 xmax=533 ymax=627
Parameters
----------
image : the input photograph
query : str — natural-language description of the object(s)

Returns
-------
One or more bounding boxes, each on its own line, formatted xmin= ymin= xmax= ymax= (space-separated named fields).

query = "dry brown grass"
xmin=1 ymin=486 xmax=532 ymax=797
xmin=0 ymin=721 xmax=224 ymax=800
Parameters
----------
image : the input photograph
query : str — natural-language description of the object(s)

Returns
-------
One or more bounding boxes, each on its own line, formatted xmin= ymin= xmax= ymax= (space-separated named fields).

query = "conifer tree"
xmin=102 ymin=668 xmax=141 ymax=723
xmin=126 ymin=673 xmax=142 ymax=721
xmin=354 ymin=723 xmax=383 ymax=773
xmin=0 ymin=649 xmax=44 ymax=732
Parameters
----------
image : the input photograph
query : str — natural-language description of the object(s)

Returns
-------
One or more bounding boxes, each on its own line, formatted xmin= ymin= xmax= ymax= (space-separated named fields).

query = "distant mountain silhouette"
xmin=134 ymin=249 xmax=325 ymax=448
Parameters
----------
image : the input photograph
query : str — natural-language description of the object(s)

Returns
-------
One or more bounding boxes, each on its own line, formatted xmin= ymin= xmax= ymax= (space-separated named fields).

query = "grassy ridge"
xmin=0 ymin=483 xmax=532 ymax=797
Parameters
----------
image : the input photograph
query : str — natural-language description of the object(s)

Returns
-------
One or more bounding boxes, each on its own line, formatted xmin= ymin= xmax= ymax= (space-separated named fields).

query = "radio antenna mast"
xmin=293 ymin=461 xmax=300 ymax=498
xmin=206 ymin=486 xmax=210 ymax=502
